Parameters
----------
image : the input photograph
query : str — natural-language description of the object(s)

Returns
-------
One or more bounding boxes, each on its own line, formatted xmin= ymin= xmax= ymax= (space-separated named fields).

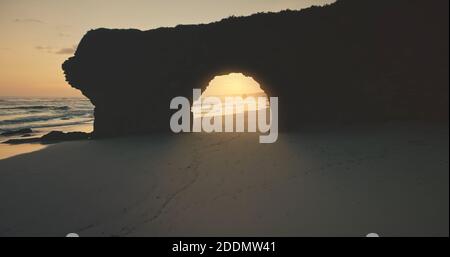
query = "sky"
xmin=204 ymin=73 xmax=264 ymax=96
xmin=0 ymin=0 xmax=334 ymax=97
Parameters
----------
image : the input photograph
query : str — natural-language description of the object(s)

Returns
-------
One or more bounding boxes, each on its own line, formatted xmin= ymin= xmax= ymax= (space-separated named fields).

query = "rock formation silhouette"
xmin=63 ymin=0 xmax=449 ymax=137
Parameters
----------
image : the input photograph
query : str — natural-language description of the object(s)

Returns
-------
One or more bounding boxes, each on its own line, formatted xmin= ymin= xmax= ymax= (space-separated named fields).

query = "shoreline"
xmin=0 ymin=122 xmax=92 ymax=160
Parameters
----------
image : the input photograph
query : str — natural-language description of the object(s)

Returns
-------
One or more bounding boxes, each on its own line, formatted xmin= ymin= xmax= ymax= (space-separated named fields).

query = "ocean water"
xmin=0 ymin=97 xmax=94 ymax=136
xmin=192 ymin=93 xmax=269 ymax=118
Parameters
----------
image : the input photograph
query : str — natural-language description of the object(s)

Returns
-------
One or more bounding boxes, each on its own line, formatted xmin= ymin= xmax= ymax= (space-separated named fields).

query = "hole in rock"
xmin=192 ymin=73 xmax=269 ymax=119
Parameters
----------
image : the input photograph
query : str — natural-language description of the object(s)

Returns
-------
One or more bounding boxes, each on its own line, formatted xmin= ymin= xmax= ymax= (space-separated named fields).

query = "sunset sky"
xmin=0 ymin=0 xmax=334 ymax=97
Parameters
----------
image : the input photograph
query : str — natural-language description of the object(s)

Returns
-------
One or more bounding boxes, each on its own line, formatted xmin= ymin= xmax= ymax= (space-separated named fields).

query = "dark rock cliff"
xmin=63 ymin=0 xmax=449 ymax=137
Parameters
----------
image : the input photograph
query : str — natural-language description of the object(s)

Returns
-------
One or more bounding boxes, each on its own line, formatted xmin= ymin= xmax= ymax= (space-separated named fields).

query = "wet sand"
xmin=0 ymin=123 xmax=92 ymax=160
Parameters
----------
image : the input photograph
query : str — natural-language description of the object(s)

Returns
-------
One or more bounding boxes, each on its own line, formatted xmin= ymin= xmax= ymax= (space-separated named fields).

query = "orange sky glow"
xmin=0 ymin=0 xmax=334 ymax=97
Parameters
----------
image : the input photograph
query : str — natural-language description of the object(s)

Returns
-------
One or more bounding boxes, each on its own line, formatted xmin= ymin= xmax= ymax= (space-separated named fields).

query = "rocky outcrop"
xmin=63 ymin=0 xmax=449 ymax=137
xmin=1 ymin=128 xmax=33 ymax=136
xmin=3 ymin=131 xmax=91 ymax=144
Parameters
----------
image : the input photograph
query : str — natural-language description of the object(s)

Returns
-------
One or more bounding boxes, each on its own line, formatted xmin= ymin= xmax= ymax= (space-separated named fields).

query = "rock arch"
xmin=62 ymin=0 xmax=449 ymax=138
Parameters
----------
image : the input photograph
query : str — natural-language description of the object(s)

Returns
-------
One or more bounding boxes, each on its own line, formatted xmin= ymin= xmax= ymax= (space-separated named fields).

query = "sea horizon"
xmin=0 ymin=96 xmax=94 ymax=136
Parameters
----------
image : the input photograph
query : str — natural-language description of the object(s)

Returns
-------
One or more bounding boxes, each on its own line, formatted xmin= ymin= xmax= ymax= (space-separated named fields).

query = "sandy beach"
xmin=0 ymin=122 xmax=447 ymax=237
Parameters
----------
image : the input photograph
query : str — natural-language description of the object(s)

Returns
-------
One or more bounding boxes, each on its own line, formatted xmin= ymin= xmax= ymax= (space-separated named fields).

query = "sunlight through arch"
xmin=192 ymin=73 xmax=269 ymax=118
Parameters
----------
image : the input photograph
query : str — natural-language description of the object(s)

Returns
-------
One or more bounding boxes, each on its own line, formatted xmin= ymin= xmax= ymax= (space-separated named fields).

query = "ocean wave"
xmin=0 ymin=111 xmax=93 ymax=125
xmin=0 ymin=114 xmax=71 ymax=125
xmin=0 ymin=118 xmax=94 ymax=134
xmin=0 ymin=105 xmax=70 ymax=111
xmin=0 ymin=98 xmax=94 ymax=133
